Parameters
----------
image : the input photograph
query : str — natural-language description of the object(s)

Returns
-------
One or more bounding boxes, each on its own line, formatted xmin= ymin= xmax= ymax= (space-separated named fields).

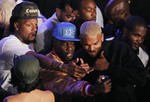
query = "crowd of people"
xmin=0 ymin=0 xmax=149 ymax=102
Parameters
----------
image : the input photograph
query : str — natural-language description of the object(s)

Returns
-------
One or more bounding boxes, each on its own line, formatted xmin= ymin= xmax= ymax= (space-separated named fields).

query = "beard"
xmin=23 ymin=38 xmax=36 ymax=44
xmin=87 ymin=51 xmax=98 ymax=57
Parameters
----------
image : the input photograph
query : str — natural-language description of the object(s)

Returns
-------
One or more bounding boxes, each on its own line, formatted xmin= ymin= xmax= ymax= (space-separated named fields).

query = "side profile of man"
xmin=73 ymin=21 xmax=147 ymax=102
xmin=40 ymin=22 xmax=111 ymax=102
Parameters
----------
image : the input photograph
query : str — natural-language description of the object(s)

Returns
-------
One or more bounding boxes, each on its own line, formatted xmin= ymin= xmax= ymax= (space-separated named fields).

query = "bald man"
xmin=104 ymin=0 xmax=131 ymax=40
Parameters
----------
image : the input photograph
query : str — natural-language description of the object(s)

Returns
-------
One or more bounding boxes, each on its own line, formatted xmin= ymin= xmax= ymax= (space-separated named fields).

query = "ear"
xmin=56 ymin=8 xmax=61 ymax=17
xmin=101 ymin=33 xmax=104 ymax=42
xmin=14 ymin=22 xmax=19 ymax=31
xmin=52 ymin=38 xmax=60 ymax=49
xmin=123 ymin=28 xmax=128 ymax=38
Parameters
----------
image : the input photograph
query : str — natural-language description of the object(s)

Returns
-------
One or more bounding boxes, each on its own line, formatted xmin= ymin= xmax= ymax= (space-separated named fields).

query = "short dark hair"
xmin=71 ymin=0 xmax=87 ymax=11
xmin=125 ymin=16 xmax=147 ymax=32
xmin=56 ymin=0 xmax=74 ymax=11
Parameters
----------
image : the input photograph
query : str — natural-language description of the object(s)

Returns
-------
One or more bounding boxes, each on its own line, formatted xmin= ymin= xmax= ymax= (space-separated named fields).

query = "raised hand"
xmin=79 ymin=58 xmax=94 ymax=74
xmin=94 ymin=51 xmax=109 ymax=71
xmin=97 ymin=75 xmax=112 ymax=93
xmin=92 ymin=75 xmax=112 ymax=94
xmin=62 ymin=58 xmax=92 ymax=80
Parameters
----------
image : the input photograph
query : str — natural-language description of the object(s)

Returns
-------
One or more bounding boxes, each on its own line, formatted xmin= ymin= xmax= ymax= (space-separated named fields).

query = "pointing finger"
xmin=79 ymin=58 xmax=84 ymax=64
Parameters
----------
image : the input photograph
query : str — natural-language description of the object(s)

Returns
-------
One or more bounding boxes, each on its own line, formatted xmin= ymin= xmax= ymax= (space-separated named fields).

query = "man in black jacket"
xmin=73 ymin=21 xmax=147 ymax=102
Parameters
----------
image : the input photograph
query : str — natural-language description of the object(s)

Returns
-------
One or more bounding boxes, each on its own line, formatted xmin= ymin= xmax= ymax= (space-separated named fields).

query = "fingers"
xmin=80 ymin=63 xmax=89 ymax=67
xmin=75 ymin=66 xmax=88 ymax=73
xmin=77 ymin=58 xmax=91 ymax=73
xmin=73 ymin=72 xmax=86 ymax=80
xmin=96 ymin=75 xmax=112 ymax=93
xmin=97 ymin=75 xmax=105 ymax=83
xmin=79 ymin=58 xmax=84 ymax=64
xmin=87 ymin=68 xmax=94 ymax=74
xmin=103 ymin=79 xmax=112 ymax=93
xmin=104 ymin=83 xmax=112 ymax=93
xmin=73 ymin=58 xmax=84 ymax=65
xmin=103 ymin=79 xmax=111 ymax=85
xmin=73 ymin=58 xmax=79 ymax=63
xmin=68 ymin=59 xmax=92 ymax=78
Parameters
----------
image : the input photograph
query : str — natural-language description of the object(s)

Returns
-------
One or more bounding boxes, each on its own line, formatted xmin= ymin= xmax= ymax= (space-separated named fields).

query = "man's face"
xmin=54 ymin=40 xmax=75 ymax=61
xmin=81 ymin=34 xmax=103 ymax=57
xmin=58 ymin=5 xmax=76 ymax=22
xmin=15 ymin=18 xmax=38 ymax=44
xmin=79 ymin=0 xmax=96 ymax=22
xmin=128 ymin=26 xmax=147 ymax=50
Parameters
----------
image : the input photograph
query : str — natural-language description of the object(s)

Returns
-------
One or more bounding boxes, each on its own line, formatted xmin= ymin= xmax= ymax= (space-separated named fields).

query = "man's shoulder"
xmin=104 ymin=40 xmax=129 ymax=48
xmin=0 ymin=35 xmax=20 ymax=46
xmin=103 ymin=40 xmax=132 ymax=56
xmin=3 ymin=94 xmax=22 ymax=102
xmin=32 ymin=89 xmax=54 ymax=101
xmin=0 ymin=35 xmax=16 ymax=41
xmin=36 ymin=89 xmax=53 ymax=95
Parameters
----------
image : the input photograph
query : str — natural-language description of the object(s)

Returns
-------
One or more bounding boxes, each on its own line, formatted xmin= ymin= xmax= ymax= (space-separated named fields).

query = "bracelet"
xmin=85 ymin=85 xmax=94 ymax=97
xmin=81 ymin=83 xmax=94 ymax=97
xmin=85 ymin=85 xmax=91 ymax=96
xmin=81 ymin=83 xmax=89 ymax=96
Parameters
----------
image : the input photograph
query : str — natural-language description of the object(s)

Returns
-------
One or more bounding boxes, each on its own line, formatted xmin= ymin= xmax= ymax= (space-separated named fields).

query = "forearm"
xmin=41 ymin=71 xmax=94 ymax=97
xmin=26 ymin=52 xmax=63 ymax=71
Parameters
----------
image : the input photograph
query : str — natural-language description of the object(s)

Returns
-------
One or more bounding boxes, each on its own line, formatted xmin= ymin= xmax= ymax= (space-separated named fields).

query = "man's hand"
xmin=92 ymin=75 xmax=112 ymax=94
xmin=78 ymin=58 xmax=93 ymax=74
xmin=94 ymin=51 xmax=109 ymax=71
xmin=62 ymin=58 xmax=93 ymax=80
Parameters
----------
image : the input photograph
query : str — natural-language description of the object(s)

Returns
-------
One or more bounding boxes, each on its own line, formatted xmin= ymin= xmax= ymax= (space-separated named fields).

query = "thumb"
xmin=73 ymin=58 xmax=79 ymax=64
xmin=100 ymin=51 xmax=105 ymax=58
xmin=79 ymin=58 xmax=84 ymax=64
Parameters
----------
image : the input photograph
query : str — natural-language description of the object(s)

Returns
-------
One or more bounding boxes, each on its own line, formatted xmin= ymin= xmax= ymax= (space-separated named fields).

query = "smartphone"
xmin=101 ymin=75 xmax=110 ymax=82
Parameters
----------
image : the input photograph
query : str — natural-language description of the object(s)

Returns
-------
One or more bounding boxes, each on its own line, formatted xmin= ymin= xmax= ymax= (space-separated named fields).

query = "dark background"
xmin=30 ymin=0 xmax=150 ymax=25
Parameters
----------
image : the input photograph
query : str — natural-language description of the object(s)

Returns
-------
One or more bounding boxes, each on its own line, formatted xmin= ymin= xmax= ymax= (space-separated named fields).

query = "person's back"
xmin=3 ymin=54 xmax=55 ymax=102
xmin=3 ymin=89 xmax=54 ymax=102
